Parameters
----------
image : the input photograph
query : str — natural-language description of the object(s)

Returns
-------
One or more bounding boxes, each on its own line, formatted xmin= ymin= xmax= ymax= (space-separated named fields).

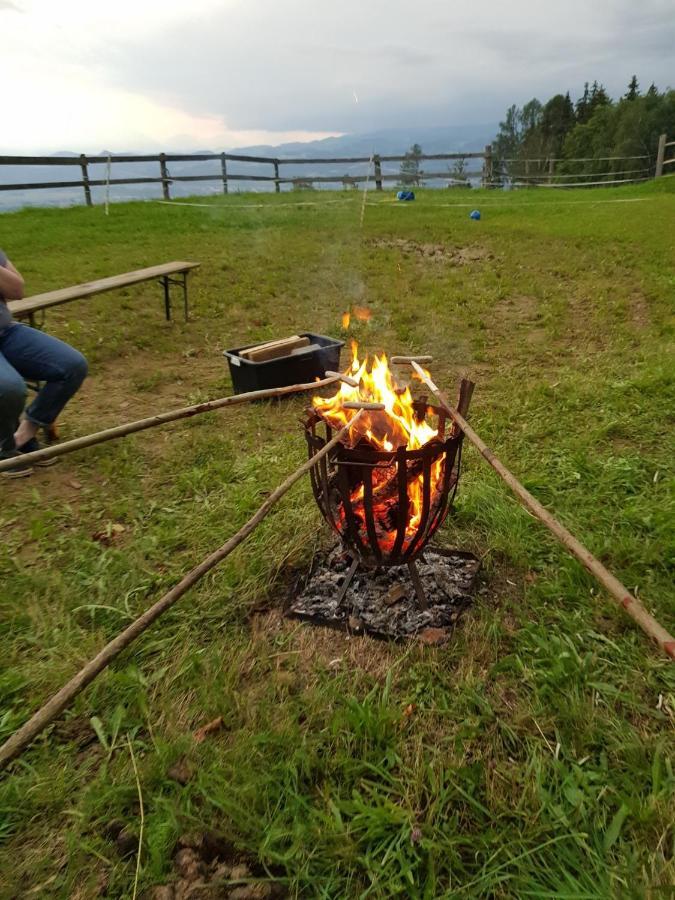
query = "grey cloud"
xmin=94 ymin=0 xmax=674 ymax=134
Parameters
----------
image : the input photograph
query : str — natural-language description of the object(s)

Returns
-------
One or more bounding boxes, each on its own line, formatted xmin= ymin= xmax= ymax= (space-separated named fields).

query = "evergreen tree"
xmin=625 ymin=75 xmax=640 ymax=100
xmin=588 ymin=81 xmax=611 ymax=115
xmin=541 ymin=93 xmax=576 ymax=157
xmin=399 ymin=144 xmax=423 ymax=186
xmin=576 ymin=82 xmax=591 ymax=123
xmin=493 ymin=79 xmax=675 ymax=184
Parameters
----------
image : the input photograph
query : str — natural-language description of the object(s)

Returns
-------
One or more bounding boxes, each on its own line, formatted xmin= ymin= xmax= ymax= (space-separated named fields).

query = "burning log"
xmin=342 ymin=401 xmax=386 ymax=410
xmin=325 ymin=370 xmax=359 ymax=388
xmin=390 ymin=355 xmax=434 ymax=364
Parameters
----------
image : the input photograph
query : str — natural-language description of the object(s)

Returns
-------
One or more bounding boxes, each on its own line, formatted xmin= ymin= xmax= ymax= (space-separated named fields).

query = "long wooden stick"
xmin=0 ymin=375 xmax=341 ymax=472
xmin=0 ymin=413 xmax=362 ymax=770
xmin=411 ymin=361 xmax=675 ymax=660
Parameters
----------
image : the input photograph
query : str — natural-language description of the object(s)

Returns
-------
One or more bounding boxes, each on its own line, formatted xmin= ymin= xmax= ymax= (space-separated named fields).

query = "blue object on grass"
xmin=396 ymin=190 xmax=415 ymax=201
xmin=469 ymin=209 xmax=481 ymax=220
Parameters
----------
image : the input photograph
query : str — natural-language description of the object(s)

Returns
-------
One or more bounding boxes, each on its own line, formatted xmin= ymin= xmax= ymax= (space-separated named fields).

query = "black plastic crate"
xmin=223 ymin=332 xmax=344 ymax=394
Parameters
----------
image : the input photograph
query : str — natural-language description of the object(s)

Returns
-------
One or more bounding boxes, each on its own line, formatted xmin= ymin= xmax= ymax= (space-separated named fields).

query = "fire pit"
xmin=300 ymin=345 xmax=474 ymax=616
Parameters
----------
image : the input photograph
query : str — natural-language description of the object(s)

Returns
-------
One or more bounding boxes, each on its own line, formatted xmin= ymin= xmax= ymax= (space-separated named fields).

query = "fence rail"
xmin=0 ymin=136 xmax=669 ymax=207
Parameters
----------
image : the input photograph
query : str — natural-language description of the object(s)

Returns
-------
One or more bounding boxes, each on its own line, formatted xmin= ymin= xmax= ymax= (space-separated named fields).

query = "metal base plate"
xmin=286 ymin=544 xmax=480 ymax=642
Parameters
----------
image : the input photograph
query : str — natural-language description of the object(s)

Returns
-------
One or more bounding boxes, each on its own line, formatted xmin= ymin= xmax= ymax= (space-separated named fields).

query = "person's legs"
xmin=0 ymin=350 xmax=27 ymax=457
xmin=0 ymin=324 xmax=87 ymax=446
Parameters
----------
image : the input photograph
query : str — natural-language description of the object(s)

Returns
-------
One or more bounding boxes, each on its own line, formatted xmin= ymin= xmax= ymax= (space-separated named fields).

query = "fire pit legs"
xmin=407 ymin=560 xmax=428 ymax=610
xmin=336 ymin=555 xmax=429 ymax=613
xmin=336 ymin=557 xmax=360 ymax=609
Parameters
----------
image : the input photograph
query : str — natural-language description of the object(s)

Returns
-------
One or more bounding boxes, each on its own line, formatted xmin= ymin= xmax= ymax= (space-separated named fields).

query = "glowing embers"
xmin=306 ymin=347 xmax=463 ymax=571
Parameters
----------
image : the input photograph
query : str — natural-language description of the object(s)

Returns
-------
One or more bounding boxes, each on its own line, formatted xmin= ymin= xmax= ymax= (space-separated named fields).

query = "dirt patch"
xmin=370 ymin=238 xmax=493 ymax=265
xmin=2 ymin=348 xmax=229 ymax=510
xmin=494 ymin=294 xmax=540 ymax=324
xmin=489 ymin=295 xmax=547 ymax=347
xmin=148 ymin=832 xmax=285 ymax=900
xmin=79 ymin=350 xmax=229 ymax=426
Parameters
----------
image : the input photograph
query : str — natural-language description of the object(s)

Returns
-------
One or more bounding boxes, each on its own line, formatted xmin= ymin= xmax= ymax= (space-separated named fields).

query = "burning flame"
xmin=342 ymin=307 xmax=372 ymax=329
xmin=312 ymin=343 xmax=444 ymax=551
xmin=314 ymin=341 xmax=436 ymax=450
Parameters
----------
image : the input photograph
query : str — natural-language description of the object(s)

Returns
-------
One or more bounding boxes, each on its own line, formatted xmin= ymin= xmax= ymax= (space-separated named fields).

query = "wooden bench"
xmin=7 ymin=261 xmax=200 ymax=325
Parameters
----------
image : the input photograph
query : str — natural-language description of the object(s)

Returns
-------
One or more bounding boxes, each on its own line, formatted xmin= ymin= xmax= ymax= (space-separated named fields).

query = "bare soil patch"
xmin=488 ymin=294 xmax=548 ymax=348
xmin=148 ymin=832 xmax=285 ymax=900
xmin=370 ymin=238 xmax=493 ymax=264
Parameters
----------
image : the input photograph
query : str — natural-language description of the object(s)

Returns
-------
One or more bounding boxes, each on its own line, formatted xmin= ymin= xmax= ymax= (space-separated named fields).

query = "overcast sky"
xmin=2 ymin=0 xmax=673 ymax=153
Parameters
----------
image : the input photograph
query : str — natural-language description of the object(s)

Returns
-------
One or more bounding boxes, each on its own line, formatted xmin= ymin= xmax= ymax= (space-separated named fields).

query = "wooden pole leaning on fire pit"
xmin=0 ymin=375 xmax=343 ymax=473
xmin=410 ymin=361 xmax=675 ymax=660
xmin=0 ymin=412 xmax=364 ymax=771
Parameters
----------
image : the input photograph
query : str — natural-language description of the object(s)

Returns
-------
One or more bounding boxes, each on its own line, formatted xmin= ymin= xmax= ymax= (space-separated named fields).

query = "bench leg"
xmin=162 ymin=275 xmax=171 ymax=321
xmin=182 ymin=272 xmax=189 ymax=322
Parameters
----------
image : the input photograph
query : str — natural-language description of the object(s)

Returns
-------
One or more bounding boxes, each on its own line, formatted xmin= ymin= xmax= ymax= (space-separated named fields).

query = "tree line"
xmin=493 ymin=77 xmax=675 ymax=181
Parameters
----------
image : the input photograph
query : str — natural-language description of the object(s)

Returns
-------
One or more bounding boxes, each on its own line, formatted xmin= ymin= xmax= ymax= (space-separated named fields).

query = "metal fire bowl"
xmin=304 ymin=412 xmax=464 ymax=567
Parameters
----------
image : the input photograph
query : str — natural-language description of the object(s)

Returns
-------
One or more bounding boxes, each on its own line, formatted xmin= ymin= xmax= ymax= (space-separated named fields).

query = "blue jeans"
xmin=0 ymin=323 xmax=88 ymax=455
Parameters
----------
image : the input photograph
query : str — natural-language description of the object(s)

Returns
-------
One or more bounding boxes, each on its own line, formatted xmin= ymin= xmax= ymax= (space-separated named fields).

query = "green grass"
xmin=1 ymin=180 xmax=674 ymax=898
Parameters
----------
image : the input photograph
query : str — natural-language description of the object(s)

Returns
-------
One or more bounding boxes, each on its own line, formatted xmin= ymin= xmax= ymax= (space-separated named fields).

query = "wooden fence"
xmin=0 ymin=136 xmax=669 ymax=206
xmin=0 ymin=149 xmax=491 ymax=206
xmin=655 ymin=133 xmax=675 ymax=177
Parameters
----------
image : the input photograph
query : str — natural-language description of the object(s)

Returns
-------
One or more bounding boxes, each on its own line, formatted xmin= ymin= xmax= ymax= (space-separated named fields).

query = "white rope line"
xmin=366 ymin=197 xmax=649 ymax=208
xmin=157 ymin=198 xmax=355 ymax=209
xmin=534 ymin=176 xmax=651 ymax=188
xmin=502 ymin=167 xmax=650 ymax=180
xmin=158 ymin=191 xmax=653 ymax=214
xmin=157 ymin=195 xmax=651 ymax=214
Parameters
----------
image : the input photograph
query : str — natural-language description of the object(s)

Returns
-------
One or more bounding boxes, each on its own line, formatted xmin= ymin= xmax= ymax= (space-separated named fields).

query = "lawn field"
xmin=1 ymin=182 xmax=674 ymax=898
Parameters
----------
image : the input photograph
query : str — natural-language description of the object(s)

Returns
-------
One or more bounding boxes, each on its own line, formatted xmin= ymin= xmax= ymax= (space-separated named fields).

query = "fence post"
xmin=482 ymin=145 xmax=493 ymax=188
xmin=220 ymin=153 xmax=228 ymax=194
xmin=159 ymin=153 xmax=171 ymax=200
xmin=548 ymin=158 xmax=555 ymax=184
xmin=274 ymin=160 xmax=280 ymax=193
xmin=79 ymin=154 xmax=92 ymax=207
xmin=655 ymin=133 xmax=666 ymax=177
xmin=374 ymin=154 xmax=382 ymax=191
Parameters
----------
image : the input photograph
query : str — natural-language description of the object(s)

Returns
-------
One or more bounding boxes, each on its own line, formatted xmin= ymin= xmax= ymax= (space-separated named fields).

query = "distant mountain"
xmin=1 ymin=123 xmax=498 ymax=211
xmin=231 ymin=123 xmax=497 ymax=158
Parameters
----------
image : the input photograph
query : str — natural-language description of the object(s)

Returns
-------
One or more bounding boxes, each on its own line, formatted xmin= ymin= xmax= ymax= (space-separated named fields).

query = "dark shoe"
xmin=0 ymin=451 xmax=34 ymax=478
xmin=17 ymin=437 xmax=58 ymax=467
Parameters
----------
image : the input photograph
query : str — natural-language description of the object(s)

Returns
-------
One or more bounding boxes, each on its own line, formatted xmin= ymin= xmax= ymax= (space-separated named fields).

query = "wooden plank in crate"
xmin=240 ymin=335 xmax=310 ymax=363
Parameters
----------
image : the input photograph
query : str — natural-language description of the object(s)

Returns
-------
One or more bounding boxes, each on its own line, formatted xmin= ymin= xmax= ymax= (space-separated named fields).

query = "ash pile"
xmin=287 ymin=545 xmax=480 ymax=642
